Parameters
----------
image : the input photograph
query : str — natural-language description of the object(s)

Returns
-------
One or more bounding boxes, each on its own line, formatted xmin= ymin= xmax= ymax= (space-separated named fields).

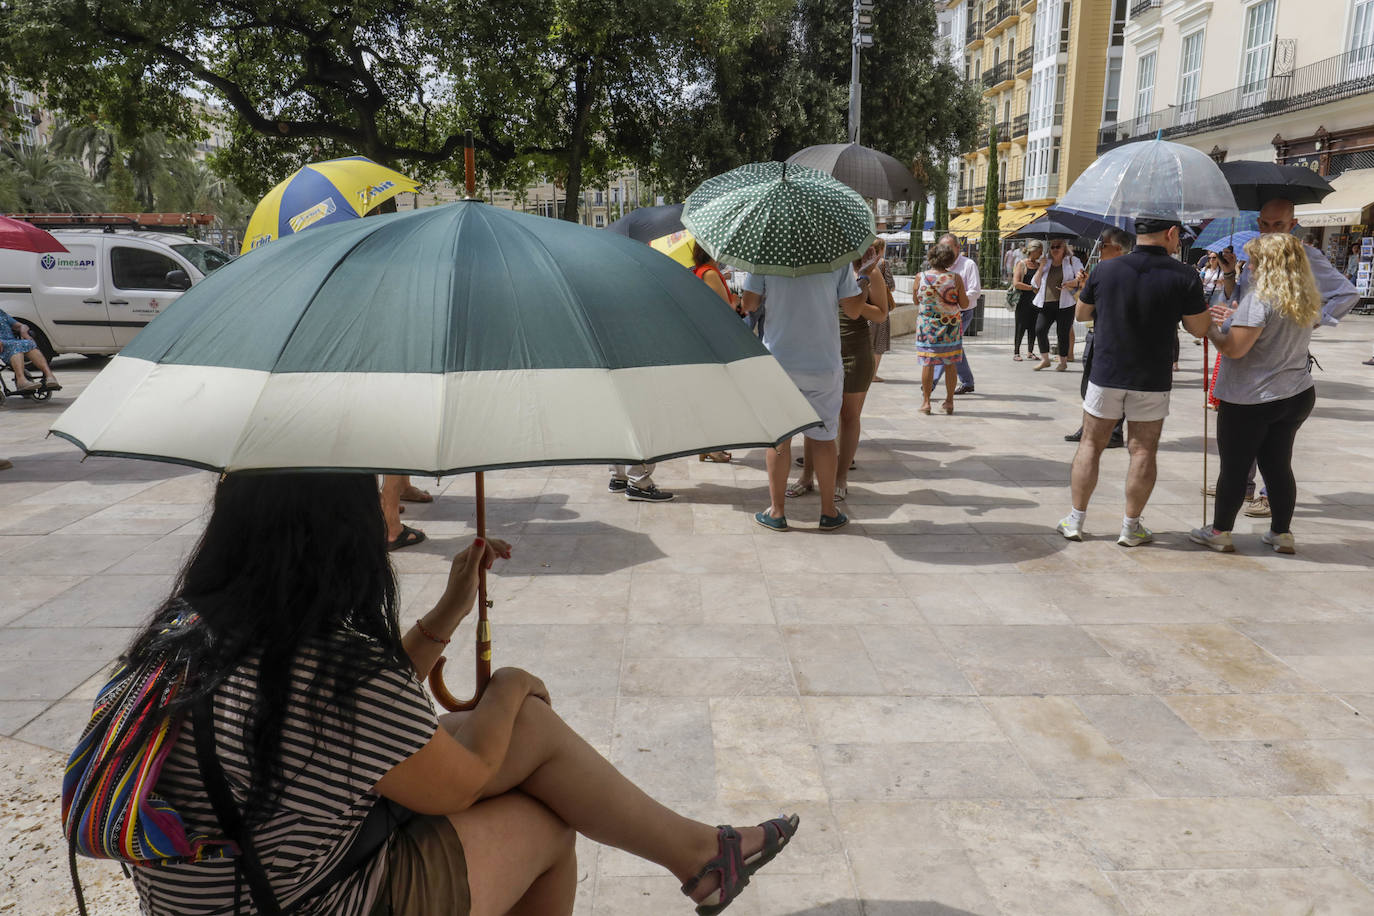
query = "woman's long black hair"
xmin=124 ymin=472 xmax=406 ymax=824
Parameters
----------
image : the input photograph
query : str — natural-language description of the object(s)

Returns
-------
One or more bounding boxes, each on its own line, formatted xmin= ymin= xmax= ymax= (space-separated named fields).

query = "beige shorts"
xmin=1083 ymin=382 xmax=1170 ymax=422
xmin=369 ymin=814 xmax=471 ymax=916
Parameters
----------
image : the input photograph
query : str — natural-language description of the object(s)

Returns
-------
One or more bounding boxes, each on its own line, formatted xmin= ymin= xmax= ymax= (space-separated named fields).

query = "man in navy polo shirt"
xmin=1058 ymin=218 xmax=1213 ymax=546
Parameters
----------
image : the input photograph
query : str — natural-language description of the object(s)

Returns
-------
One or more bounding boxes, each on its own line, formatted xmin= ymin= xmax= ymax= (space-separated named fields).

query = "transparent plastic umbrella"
xmin=1058 ymin=138 xmax=1239 ymax=225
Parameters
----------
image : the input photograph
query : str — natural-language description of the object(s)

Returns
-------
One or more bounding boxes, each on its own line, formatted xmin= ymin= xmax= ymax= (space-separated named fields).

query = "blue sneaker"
xmin=754 ymin=510 xmax=788 ymax=532
xmin=818 ymin=511 xmax=849 ymax=531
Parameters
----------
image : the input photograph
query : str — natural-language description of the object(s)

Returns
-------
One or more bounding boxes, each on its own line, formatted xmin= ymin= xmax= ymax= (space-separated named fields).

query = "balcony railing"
xmin=995 ymin=120 xmax=1010 ymax=141
xmin=1008 ymin=178 xmax=1025 ymax=201
xmin=1130 ymin=0 xmax=1161 ymax=16
xmin=1012 ymin=112 xmax=1029 ymax=136
xmin=974 ymin=188 xmax=986 ymax=206
xmin=1099 ymin=41 xmax=1374 ymax=152
xmin=981 ymin=60 xmax=1012 ymax=89
xmin=957 ymin=189 xmax=975 ymax=208
xmin=965 ymin=18 xmax=985 ymax=45
xmin=1016 ymin=47 xmax=1034 ymax=74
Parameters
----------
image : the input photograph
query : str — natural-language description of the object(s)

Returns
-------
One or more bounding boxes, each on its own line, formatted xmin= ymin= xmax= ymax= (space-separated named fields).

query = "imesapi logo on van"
xmin=359 ymin=181 xmax=396 ymax=204
xmin=288 ymin=198 xmax=338 ymax=234
xmin=40 ymin=254 xmax=95 ymax=270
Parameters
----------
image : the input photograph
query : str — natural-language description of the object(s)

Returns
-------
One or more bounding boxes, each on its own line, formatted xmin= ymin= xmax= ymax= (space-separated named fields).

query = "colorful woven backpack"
xmin=61 ymin=611 xmax=236 ymax=912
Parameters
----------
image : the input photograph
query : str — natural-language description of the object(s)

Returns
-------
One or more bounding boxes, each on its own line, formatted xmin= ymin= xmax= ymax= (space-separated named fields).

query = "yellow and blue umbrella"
xmin=650 ymin=229 xmax=697 ymax=267
xmin=241 ymin=157 xmax=419 ymax=253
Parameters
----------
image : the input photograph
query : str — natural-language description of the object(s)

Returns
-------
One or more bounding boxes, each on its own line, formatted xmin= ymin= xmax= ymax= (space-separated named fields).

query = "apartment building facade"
xmin=1102 ymin=0 xmax=1374 ymax=279
xmin=947 ymin=0 xmax=1121 ymax=243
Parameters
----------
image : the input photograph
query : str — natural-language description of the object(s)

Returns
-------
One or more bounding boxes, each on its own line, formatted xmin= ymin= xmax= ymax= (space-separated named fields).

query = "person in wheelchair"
xmin=0 ymin=309 xmax=61 ymax=391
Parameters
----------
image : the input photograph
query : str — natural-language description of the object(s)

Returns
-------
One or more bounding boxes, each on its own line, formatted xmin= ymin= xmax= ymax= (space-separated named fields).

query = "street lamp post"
xmin=848 ymin=0 xmax=875 ymax=144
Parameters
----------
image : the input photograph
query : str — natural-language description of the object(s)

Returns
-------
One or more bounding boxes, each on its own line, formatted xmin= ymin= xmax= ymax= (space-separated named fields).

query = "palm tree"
xmin=0 ymin=142 xmax=106 ymax=212
xmin=50 ymin=121 xmax=196 ymax=209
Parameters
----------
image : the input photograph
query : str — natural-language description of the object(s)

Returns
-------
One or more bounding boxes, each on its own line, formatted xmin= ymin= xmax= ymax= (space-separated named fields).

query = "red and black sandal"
xmin=681 ymin=814 xmax=800 ymax=915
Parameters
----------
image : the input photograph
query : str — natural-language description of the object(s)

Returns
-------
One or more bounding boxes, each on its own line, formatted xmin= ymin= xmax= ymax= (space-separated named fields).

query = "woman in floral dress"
xmin=915 ymin=242 xmax=968 ymax=415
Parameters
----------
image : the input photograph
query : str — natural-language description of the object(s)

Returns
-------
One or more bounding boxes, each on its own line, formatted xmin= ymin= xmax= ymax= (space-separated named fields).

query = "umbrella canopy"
xmin=1218 ymin=161 xmax=1334 ymax=210
xmin=1008 ymin=216 xmax=1082 ymax=240
xmin=1193 ymin=212 xmax=1260 ymax=249
xmin=683 ymin=161 xmax=875 ymax=277
xmin=650 ymin=229 xmax=697 ymax=267
xmin=785 ymin=143 xmax=923 ymax=202
xmin=1203 ymin=230 xmax=1261 ymax=253
xmin=1058 ymin=139 xmax=1239 ymax=225
xmin=242 ymin=157 xmax=419 ymax=253
xmin=606 ymin=204 xmax=684 ymax=242
xmin=0 ymin=216 xmax=68 ymax=253
xmin=51 ymin=202 xmax=820 ymax=474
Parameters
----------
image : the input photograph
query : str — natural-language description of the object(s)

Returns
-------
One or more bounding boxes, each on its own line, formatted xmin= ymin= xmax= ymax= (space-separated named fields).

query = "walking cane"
xmin=1202 ymin=336 xmax=1209 ymax=528
xmin=429 ymin=130 xmax=493 ymax=713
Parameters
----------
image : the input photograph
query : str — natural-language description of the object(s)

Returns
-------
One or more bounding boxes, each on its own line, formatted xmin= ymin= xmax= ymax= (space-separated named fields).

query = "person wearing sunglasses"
xmin=1030 ymin=240 xmax=1085 ymax=371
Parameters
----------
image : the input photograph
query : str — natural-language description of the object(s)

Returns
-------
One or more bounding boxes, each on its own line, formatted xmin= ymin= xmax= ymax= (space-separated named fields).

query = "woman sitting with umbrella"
xmin=119 ymin=473 xmax=798 ymax=915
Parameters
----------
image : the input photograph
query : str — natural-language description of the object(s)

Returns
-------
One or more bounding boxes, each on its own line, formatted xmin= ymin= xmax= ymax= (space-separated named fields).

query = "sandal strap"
xmin=680 ymin=825 xmax=745 ymax=904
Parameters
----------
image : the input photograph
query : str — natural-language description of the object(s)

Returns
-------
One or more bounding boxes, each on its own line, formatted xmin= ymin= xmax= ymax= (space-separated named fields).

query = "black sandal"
xmin=386 ymin=525 xmax=426 ymax=551
xmin=681 ymin=815 xmax=799 ymax=915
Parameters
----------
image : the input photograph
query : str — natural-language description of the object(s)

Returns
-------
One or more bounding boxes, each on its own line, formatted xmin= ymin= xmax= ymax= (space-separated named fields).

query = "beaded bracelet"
xmin=415 ymin=618 xmax=450 ymax=645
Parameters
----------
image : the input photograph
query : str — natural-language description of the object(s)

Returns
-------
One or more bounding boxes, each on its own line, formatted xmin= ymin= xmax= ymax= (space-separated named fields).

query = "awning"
xmin=1295 ymin=168 xmax=1374 ymax=227
xmin=948 ymin=207 xmax=1048 ymax=240
xmin=948 ymin=212 xmax=983 ymax=240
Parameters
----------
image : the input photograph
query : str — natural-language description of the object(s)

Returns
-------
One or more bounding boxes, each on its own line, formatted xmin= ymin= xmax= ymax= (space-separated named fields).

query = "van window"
xmin=171 ymin=243 xmax=233 ymax=274
xmin=111 ymin=247 xmax=183 ymax=291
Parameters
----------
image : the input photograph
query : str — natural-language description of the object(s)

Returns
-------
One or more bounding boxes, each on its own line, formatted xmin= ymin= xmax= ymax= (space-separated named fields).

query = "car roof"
xmin=50 ymin=229 xmax=203 ymax=246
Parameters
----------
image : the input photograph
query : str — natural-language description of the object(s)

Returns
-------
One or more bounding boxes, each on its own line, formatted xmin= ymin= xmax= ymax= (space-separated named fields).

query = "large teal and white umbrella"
xmin=51 ymin=202 xmax=821 ymax=474
xmin=683 ymin=161 xmax=876 ymax=277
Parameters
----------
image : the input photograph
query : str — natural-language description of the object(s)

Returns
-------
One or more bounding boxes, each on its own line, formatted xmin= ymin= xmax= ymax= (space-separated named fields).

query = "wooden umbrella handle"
xmin=428 ymin=471 xmax=492 ymax=712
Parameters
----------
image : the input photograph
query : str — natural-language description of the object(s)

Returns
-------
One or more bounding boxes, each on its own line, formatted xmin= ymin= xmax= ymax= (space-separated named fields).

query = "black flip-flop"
xmin=386 ymin=525 xmax=427 ymax=551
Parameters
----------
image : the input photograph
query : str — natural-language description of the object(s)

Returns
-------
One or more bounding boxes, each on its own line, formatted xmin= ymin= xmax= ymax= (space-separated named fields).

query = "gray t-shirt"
xmin=742 ymin=266 xmax=861 ymax=375
xmin=1212 ymin=291 xmax=1314 ymax=405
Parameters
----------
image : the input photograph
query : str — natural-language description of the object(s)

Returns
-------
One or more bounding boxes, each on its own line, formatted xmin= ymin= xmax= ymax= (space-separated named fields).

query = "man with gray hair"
xmin=931 ymin=233 xmax=982 ymax=394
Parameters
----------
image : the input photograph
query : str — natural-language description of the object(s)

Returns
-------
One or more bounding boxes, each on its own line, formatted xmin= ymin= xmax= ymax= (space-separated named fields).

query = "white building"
xmin=1103 ymin=0 xmax=1374 ymax=273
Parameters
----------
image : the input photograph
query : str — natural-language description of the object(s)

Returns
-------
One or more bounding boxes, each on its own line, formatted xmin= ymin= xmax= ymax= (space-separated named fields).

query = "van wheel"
xmin=27 ymin=327 xmax=57 ymax=362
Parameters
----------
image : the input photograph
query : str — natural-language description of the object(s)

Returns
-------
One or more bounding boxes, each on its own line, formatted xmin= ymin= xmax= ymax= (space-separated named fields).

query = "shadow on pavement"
xmin=784 ymin=902 xmax=989 ymax=916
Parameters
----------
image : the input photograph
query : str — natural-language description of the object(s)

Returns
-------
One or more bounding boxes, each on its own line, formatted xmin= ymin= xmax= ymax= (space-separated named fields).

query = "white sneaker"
xmin=1057 ymin=516 xmax=1083 ymax=541
xmin=1189 ymin=527 xmax=1235 ymax=553
xmin=1117 ymin=522 xmax=1154 ymax=547
xmin=1261 ymin=530 xmax=1296 ymax=554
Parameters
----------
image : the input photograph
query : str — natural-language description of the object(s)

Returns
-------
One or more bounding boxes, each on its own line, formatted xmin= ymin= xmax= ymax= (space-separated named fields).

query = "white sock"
xmin=1068 ymin=508 xmax=1086 ymax=525
xmin=1123 ymin=515 xmax=1141 ymax=530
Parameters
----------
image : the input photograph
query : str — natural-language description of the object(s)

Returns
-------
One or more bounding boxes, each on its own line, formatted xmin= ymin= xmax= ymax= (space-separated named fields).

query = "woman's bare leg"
xmin=450 ymin=791 xmax=577 ymax=916
xmin=920 ymin=365 xmax=934 ymax=411
xmin=836 ymin=391 xmax=866 ymax=489
xmin=442 ymin=700 xmax=768 ymax=899
xmin=380 ymin=475 xmax=405 ymax=541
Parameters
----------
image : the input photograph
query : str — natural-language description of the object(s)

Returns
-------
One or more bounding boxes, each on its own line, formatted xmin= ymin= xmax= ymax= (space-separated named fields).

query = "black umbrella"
xmin=785 ymin=143 xmax=923 ymax=201
xmin=1043 ymin=208 xmax=1122 ymax=239
xmin=1008 ymin=216 xmax=1081 ymax=240
xmin=1218 ymin=161 xmax=1334 ymax=210
xmin=605 ymin=204 xmax=684 ymax=242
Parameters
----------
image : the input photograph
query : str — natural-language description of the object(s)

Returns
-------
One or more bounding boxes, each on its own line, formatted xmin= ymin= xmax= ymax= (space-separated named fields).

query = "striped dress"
xmin=131 ymin=638 xmax=437 ymax=915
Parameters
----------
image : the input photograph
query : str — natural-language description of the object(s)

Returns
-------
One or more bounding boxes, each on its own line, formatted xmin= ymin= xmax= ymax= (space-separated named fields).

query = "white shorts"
xmin=1083 ymin=381 xmax=1170 ymax=422
xmin=788 ymin=368 xmax=843 ymax=441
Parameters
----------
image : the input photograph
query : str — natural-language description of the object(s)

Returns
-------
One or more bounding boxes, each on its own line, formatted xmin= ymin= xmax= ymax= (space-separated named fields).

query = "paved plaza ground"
xmin=3 ymin=318 xmax=1373 ymax=915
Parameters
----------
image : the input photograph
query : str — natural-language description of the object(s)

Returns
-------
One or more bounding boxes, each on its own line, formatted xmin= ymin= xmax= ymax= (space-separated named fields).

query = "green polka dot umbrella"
xmin=682 ymin=161 xmax=877 ymax=277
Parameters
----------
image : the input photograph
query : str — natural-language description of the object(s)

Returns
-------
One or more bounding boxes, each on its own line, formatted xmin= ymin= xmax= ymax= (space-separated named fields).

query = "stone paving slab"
xmin=2 ymin=318 xmax=1372 ymax=915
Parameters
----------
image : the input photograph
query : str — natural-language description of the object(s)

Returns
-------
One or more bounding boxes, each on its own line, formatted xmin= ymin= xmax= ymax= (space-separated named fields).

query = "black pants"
xmin=1213 ymin=387 xmax=1315 ymax=534
xmin=1035 ymin=307 xmax=1073 ymax=357
xmin=1077 ymin=331 xmax=1124 ymax=440
xmin=1013 ymin=296 xmax=1038 ymax=354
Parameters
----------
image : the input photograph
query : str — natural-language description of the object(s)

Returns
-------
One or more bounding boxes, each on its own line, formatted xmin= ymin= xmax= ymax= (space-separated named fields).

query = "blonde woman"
xmin=1190 ymin=234 xmax=1320 ymax=555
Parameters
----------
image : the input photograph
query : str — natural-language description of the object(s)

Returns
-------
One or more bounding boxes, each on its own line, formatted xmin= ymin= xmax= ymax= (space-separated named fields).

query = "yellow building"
xmin=945 ymin=0 xmax=1123 ymax=244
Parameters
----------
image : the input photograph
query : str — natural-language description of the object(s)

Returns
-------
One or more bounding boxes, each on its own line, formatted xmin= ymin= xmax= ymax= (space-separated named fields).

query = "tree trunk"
xmin=562 ymin=62 xmax=596 ymax=223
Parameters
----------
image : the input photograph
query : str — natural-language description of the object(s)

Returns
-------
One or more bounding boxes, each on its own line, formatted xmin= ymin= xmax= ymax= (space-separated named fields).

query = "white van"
xmin=0 ymin=229 xmax=232 ymax=357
